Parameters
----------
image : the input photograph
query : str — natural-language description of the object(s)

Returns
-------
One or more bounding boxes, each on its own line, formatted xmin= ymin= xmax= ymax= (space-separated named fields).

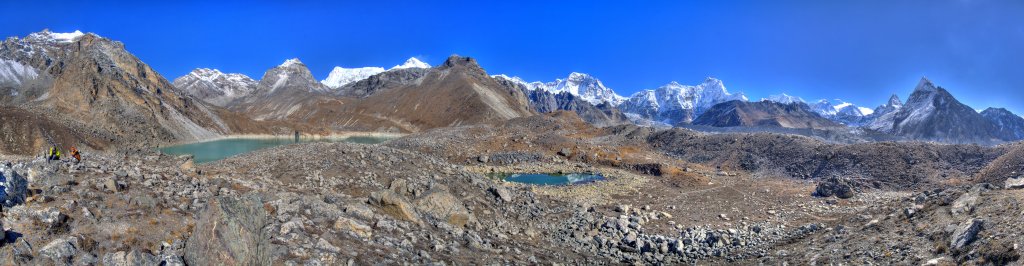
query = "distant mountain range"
xmin=2 ymin=29 xmax=1020 ymax=154
xmin=169 ymin=49 xmax=1024 ymax=144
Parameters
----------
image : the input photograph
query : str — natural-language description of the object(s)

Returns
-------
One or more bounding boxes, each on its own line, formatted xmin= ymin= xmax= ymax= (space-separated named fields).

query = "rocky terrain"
xmin=0 ymin=111 xmax=1020 ymax=265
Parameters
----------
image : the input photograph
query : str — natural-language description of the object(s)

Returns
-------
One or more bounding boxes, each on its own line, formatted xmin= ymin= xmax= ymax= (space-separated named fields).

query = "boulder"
xmin=950 ymin=218 xmax=984 ymax=250
xmin=39 ymin=237 xmax=78 ymax=265
xmin=951 ymin=184 xmax=990 ymax=217
xmin=179 ymin=158 xmax=195 ymax=173
xmin=1004 ymin=176 xmax=1024 ymax=189
xmin=34 ymin=207 xmax=70 ymax=234
xmin=334 ymin=217 xmax=373 ymax=238
xmin=104 ymin=179 xmax=125 ymax=192
xmin=184 ymin=194 xmax=280 ymax=265
xmin=814 ymin=177 xmax=855 ymax=199
xmin=488 ymin=185 xmax=512 ymax=202
xmin=343 ymin=203 xmax=375 ymax=220
xmin=0 ymin=165 xmax=28 ymax=207
xmin=414 ymin=190 xmax=472 ymax=227
xmin=558 ymin=148 xmax=572 ymax=157
xmin=477 ymin=155 xmax=489 ymax=163
xmin=368 ymin=190 xmax=420 ymax=223
xmin=101 ymin=250 xmax=159 ymax=266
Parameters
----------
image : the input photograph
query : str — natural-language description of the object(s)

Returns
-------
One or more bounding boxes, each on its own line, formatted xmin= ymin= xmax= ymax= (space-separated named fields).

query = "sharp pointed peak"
xmin=387 ymin=56 xmax=428 ymax=69
xmin=915 ymin=76 xmax=938 ymax=92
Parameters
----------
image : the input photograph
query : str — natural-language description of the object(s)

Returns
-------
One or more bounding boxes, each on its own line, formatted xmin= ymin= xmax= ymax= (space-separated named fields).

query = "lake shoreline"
xmin=157 ymin=133 xmax=402 ymax=163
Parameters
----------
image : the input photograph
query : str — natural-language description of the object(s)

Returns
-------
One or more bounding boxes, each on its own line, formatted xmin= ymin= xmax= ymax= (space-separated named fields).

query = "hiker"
xmin=47 ymin=146 xmax=61 ymax=163
xmin=70 ymin=146 xmax=82 ymax=163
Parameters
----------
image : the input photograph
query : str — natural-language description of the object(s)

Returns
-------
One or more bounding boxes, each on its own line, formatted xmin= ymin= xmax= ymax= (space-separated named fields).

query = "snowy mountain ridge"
xmin=493 ymin=72 xmax=626 ymax=105
xmin=619 ymin=77 xmax=748 ymax=125
xmin=172 ymin=68 xmax=257 ymax=106
xmin=320 ymin=57 xmax=430 ymax=88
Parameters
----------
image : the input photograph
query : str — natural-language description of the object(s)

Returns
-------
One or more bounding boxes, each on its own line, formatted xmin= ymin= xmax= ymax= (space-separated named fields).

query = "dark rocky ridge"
xmin=980 ymin=107 xmax=1024 ymax=141
xmin=692 ymin=100 xmax=843 ymax=129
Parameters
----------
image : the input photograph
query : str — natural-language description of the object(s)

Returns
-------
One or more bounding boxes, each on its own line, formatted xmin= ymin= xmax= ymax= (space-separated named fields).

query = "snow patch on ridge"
xmin=391 ymin=57 xmax=430 ymax=70
xmin=280 ymin=58 xmax=303 ymax=68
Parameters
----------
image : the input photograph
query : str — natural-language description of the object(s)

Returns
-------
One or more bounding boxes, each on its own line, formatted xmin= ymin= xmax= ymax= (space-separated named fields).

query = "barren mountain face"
xmin=0 ymin=31 xmax=266 ymax=154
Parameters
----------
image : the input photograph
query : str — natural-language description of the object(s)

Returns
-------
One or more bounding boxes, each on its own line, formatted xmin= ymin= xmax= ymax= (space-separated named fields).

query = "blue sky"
xmin=2 ymin=0 xmax=1023 ymax=114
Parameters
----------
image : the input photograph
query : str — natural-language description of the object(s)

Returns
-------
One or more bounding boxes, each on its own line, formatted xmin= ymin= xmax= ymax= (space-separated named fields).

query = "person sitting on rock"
xmin=70 ymin=146 xmax=82 ymax=163
xmin=47 ymin=146 xmax=61 ymax=163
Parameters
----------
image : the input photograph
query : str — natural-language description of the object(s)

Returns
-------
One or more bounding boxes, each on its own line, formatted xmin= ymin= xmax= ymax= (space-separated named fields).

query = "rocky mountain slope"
xmin=691 ymin=100 xmax=843 ymax=129
xmin=762 ymin=95 xmax=872 ymax=126
xmin=863 ymin=94 xmax=904 ymax=131
xmin=171 ymin=68 xmax=257 ymax=106
xmin=243 ymin=56 xmax=535 ymax=132
xmin=980 ymin=108 xmax=1024 ymax=141
xmin=494 ymin=75 xmax=628 ymax=127
xmin=619 ymin=78 xmax=748 ymax=126
xmin=228 ymin=58 xmax=329 ymax=121
xmin=0 ymin=30 xmax=264 ymax=154
xmin=334 ymin=67 xmax=430 ymax=98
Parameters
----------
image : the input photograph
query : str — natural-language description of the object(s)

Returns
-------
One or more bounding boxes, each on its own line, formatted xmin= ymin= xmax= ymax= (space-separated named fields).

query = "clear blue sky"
xmin=2 ymin=0 xmax=1022 ymax=114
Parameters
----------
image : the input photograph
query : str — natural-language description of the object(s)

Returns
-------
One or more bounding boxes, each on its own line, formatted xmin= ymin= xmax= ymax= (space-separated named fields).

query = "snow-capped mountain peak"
xmin=762 ymin=93 xmax=806 ymax=104
xmin=618 ymin=77 xmax=748 ymax=125
xmin=280 ymin=58 xmax=303 ymax=68
xmin=887 ymin=94 xmax=903 ymax=108
xmin=492 ymin=72 xmax=625 ymax=105
xmin=321 ymin=66 xmax=386 ymax=89
xmin=390 ymin=57 xmax=430 ymax=70
xmin=172 ymin=68 xmax=257 ymax=106
xmin=25 ymin=29 xmax=87 ymax=43
xmin=915 ymin=77 xmax=938 ymax=92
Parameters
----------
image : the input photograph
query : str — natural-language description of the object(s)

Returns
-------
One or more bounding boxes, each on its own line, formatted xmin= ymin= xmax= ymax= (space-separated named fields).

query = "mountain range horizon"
xmin=4 ymin=0 xmax=1021 ymax=116
xmin=12 ymin=29 xmax=1014 ymax=118
xmin=2 ymin=2 xmax=1024 ymax=265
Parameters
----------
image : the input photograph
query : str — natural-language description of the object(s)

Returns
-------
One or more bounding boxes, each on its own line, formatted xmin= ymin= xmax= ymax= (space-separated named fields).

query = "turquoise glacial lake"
xmin=158 ymin=136 xmax=395 ymax=163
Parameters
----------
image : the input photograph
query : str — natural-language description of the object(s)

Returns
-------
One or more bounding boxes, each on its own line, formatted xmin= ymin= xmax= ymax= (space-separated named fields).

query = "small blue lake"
xmin=494 ymin=173 xmax=605 ymax=185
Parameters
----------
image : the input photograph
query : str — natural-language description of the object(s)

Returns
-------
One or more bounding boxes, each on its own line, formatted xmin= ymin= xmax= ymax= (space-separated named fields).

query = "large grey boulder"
xmin=184 ymin=194 xmax=280 ymax=265
xmin=101 ymin=250 xmax=158 ymax=266
xmin=368 ymin=190 xmax=420 ymax=223
xmin=1005 ymin=176 xmax=1024 ymax=189
xmin=0 ymin=164 xmax=28 ymax=207
xmin=488 ymin=185 xmax=512 ymax=202
xmin=814 ymin=177 xmax=855 ymax=199
xmin=950 ymin=218 xmax=984 ymax=251
xmin=39 ymin=237 xmax=78 ymax=265
xmin=414 ymin=189 xmax=472 ymax=227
